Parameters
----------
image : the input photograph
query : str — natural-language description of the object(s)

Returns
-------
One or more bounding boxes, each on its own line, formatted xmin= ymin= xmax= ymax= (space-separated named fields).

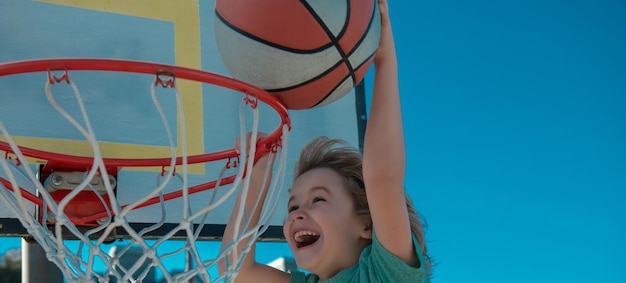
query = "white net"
xmin=0 ymin=67 xmax=289 ymax=282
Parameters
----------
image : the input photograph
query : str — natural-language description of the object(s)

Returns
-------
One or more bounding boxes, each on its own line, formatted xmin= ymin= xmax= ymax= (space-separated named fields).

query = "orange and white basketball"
xmin=215 ymin=0 xmax=380 ymax=109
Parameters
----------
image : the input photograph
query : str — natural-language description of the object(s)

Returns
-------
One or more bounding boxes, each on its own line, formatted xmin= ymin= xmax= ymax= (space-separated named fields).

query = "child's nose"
xmin=290 ymin=209 xmax=307 ymax=222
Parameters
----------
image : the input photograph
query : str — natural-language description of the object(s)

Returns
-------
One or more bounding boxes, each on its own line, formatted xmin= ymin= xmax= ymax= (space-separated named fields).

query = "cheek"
xmin=282 ymin=223 xmax=291 ymax=243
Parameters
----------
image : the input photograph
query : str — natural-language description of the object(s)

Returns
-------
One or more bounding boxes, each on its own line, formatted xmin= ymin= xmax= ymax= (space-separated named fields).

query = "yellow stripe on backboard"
xmin=34 ymin=0 xmax=205 ymax=173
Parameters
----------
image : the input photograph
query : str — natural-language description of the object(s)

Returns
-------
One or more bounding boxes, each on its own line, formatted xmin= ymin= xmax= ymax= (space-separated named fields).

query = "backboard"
xmin=0 ymin=0 xmax=366 ymax=241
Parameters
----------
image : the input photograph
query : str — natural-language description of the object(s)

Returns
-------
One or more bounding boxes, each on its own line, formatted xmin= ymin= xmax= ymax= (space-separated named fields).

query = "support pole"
xmin=21 ymin=238 xmax=63 ymax=283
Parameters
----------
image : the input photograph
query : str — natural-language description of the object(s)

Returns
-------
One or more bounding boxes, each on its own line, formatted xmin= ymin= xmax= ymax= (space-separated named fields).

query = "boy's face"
xmin=283 ymin=167 xmax=371 ymax=279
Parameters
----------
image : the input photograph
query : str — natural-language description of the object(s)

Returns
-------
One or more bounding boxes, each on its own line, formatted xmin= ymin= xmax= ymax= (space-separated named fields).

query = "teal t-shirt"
xmin=290 ymin=233 xmax=429 ymax=283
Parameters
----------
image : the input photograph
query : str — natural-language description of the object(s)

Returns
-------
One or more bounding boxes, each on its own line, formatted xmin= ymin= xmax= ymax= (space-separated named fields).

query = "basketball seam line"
xmin=215 ymin=10 xmax=335 ymax=54
xmin=311 ymin=52 xmax=376 ymax=108
xmin=265 ymin=59 xmax=344 ymax=93
xmin=345 ymin=0 xmax=379 ymax=59
xmin=319 ymin=0 xmax=379 ymax=108
xmin=265 ymin=50 xmax=375 ymax=108
xmin=300 ymin=0 xmax=356 ymax=87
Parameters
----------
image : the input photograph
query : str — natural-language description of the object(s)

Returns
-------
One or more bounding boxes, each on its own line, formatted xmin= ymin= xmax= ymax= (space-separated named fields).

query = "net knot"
xmin=144 ymin=249 xmax=157 ymax=260
xmin=179 ymin=220 xmax=190 ymax=230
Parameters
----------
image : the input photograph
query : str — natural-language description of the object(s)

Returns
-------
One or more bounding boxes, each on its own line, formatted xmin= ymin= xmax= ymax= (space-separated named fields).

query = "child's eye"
xmin=288 ymin=205 xmax=298 ymax=213
xmin=313 ymin=197 xmax=325 ymax=203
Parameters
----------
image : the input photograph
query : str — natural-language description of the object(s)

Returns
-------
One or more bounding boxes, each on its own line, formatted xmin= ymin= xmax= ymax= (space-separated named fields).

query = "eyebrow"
xmin=287 ymin=186 xmax=330 ymax=205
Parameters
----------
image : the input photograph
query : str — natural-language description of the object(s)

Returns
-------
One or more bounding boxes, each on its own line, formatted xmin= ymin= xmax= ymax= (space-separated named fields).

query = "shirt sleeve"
xmin=360 ymin=232 xmax=428 ymax=282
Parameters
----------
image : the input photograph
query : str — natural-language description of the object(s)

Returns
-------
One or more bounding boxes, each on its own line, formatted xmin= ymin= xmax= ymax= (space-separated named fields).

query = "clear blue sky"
xmin=391 ymin=0 xmax=626 ymax=282
xmin=2 ymin=1 xmax=625 ymax=282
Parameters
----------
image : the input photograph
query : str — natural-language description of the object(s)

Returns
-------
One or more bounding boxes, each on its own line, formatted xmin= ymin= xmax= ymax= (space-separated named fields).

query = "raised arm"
xmin=218 ymin=135 xmax=290 ymax=283
xmin=362 ymin=0 xmax=419 ymax=267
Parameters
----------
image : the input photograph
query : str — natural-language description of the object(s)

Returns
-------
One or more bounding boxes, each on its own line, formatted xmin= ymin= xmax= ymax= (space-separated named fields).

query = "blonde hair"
xmin=294 ymin=136 xmax=432 ymax=275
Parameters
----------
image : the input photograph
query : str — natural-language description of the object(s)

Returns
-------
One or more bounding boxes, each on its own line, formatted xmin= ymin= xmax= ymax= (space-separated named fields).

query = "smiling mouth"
xmin=293 ymin=230 xmax=320 ymax=248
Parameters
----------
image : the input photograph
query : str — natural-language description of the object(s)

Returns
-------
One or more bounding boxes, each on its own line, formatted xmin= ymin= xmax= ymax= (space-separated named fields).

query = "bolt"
xmin=50 ymin=173 xmax=63 ymax=187
xmin=47 ymin=212 xmax=57 ymax=222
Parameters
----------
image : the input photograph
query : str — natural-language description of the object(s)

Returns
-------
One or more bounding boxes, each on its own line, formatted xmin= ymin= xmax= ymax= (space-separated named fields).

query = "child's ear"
xmin=360 ymin=219 xmax=373 ymax=240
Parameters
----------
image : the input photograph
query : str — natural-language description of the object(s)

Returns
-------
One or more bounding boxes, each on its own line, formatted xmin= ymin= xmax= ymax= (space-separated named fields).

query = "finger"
xmin=378 ymin=0 xmax=390 ymax=25
xmin=234 ymin=132 xmax=268 ymax=154
xmin=234 ymin=136 xmax=242 ymax=154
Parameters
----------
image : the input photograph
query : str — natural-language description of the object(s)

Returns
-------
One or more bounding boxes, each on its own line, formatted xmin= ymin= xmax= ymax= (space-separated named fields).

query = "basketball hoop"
xmin=0 ymin=58 xmax=291 ymax=282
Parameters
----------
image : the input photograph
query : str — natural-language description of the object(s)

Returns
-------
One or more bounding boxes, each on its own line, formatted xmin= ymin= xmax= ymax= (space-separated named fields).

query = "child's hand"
xmin=374 ymin=0 xmax=395 ymax=66
xmin=378 ymin=0 xmax=391 ymax=27
xmin=234 ymin=132 xmax=271 ymax=164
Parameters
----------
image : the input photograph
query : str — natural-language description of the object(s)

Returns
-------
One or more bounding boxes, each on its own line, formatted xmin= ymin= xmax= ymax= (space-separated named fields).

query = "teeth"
xmin=294 ymin=230 xmax=319 ymax=242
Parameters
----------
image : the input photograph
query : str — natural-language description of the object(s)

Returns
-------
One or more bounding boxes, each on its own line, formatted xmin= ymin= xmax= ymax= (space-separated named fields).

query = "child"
xmin=219 ymin=0 xmax=431 ymax=281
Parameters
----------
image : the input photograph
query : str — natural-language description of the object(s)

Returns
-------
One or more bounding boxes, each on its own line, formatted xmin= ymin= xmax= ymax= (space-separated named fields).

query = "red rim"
xmin=0 ymin=58 xmax=291 ymax=168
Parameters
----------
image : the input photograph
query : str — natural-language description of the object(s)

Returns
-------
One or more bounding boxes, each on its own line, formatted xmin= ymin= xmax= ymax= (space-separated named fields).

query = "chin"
xmin=292 ymin=253 xmax=321 ymax=275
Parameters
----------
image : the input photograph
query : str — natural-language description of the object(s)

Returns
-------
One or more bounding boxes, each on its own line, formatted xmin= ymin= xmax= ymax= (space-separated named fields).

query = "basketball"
xmin=214 ymin=0 xmax=380 ymax=110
